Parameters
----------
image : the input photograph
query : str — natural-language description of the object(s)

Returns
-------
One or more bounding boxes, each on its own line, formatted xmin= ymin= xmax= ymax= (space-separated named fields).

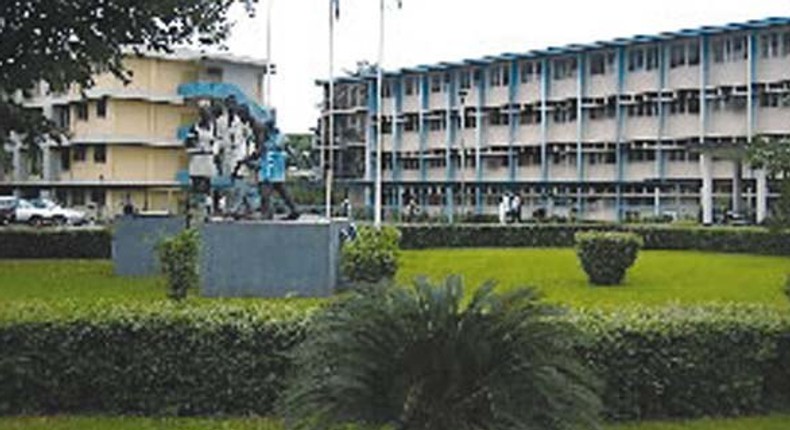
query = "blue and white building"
xmin=318 ymin=17 xmax=790 ymax=223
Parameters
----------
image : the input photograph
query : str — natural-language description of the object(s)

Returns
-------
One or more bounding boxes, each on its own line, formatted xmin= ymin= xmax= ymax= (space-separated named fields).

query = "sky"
xmin=223 ymin=0 xmax=790 ymax=133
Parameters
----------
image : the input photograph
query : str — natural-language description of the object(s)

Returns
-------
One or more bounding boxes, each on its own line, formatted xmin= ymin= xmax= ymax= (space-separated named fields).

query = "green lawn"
xmin=398 ymin=248 xmax=790 ymax=308
xmin=0 ymin=249 xmax=788 ymax=309
xmin=1 ymin=415 xmax=789 ymax=430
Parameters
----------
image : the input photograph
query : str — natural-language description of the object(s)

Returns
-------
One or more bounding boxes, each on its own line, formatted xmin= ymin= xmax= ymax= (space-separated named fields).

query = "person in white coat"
xmin=498 ymin=194 xmax=510 ymax=225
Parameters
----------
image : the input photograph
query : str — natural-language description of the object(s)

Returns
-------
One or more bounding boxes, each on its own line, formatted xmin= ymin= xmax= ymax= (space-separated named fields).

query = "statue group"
xmin=184 ymin=95 xmax=300 ymax=222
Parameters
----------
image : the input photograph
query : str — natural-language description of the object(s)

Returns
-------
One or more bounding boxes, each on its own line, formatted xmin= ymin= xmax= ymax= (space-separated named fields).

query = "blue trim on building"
xmin=366 ymin=79 xmax=377 ymax=210
xmin=575 ymin=52 xmax=585 ymax=215
xmin=475 ymin=67 xmax=486 ymax=213
xmin=615 ymin=47 xmax=626 ymax=222
xmin=540 ymin=58 xmax=549 ymax=183
xmin=508 ymin=59 xmax=518 ymax=183
xmin=445 ymin=71 xmax=456 ymax=221
xmin=749 ymin=31 xmax=757 ymax=139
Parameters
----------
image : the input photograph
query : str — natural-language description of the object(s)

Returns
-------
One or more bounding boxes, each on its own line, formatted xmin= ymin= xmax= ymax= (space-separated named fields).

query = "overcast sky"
xmin=223 ymin=0 xmax=790 ymax=133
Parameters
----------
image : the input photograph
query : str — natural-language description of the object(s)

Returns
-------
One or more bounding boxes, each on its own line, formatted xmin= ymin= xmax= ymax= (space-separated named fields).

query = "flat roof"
xmin=122 ymin=47 xmax=268 ymax=68
xmin=318 ymin=16 xmax=790 ymax=83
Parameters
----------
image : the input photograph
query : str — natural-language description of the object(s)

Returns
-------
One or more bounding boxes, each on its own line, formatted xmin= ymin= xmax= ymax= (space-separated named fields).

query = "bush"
xmin=575 ymin=231 xmax=643 ymax=285
xmin=340 ymin=225 xmax=401 ymax=285
xmin=398 ymin=224 xmax=790 ymax=256
xmin=281 ymin=277 xmax=601 ymax=430
xmin=573 ymin=305 xmax=790 ymax=421
xmin=1 ymin=301 xmax=788 ymax=421
xmin=0 ymin=301 xmax=310 ymax=417
xmin=158 ymin=229 xmax=200 ymax=301
xmin=0 ymin=228 xmax=111 ymax=259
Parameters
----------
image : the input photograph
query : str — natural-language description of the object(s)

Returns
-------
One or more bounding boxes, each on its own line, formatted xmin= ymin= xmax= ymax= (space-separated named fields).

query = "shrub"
xmin=575 ymin=231 xmax=643 ymax=286
xmin=0 ymin=228 xmax=111 ymax=259
xmin=158 ymin=229 xmax=200 ymax=301
xmin=340 ymin=225 xmax=401 ymax=285
xmin=281 ymin=276 xmax=601 ymax=430
xmin=0 ymin=301 xmax=311 ymax=416
xmin=398 ymin=224 xmax=790 ymax=255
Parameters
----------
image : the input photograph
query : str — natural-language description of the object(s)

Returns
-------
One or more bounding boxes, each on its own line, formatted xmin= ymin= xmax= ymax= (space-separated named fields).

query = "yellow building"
xmin=6 ymin=50 xmax=267 ymax=219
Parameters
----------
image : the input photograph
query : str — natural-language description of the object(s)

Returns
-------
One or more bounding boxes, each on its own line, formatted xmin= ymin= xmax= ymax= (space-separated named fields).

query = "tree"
xmin=281 ymin=276 xmax=601 ymax=430
xmin=747 ymin=135 xmax=790 ymax=229
xmin=1 ymin=0 xmax=254 ymax=142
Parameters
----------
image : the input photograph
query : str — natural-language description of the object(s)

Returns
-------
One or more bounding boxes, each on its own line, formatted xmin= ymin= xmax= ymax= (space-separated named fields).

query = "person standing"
xmin=511 ymin=193 xmax=522 ymax=223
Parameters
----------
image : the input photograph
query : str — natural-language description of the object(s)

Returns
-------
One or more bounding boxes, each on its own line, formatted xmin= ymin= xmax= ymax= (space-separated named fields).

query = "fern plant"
xmin=281 ymin=276 xmax=601 ymax=430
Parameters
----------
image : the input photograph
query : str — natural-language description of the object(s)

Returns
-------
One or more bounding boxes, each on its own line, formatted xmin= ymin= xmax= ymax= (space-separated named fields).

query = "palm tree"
xmin=281 ymin=276 xmax=601 ymax=430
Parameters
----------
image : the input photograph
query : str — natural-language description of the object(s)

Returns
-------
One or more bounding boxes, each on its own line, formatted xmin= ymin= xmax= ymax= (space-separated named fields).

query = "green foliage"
xmin=0 ymin=301 xmax=310 ymax=416
xmin=747 ymin=136 xmax=790 ymax=231
xmin=573 ymin=305 xmax=790 ymax=421
xmin=0 ymin=228 xmax=111 ymax=259
xmin=1 ymin=0 xmax=252 ymax=143
xmin=157 ymin=229 xmax=201 ymax=301
xmin=2 ymin=300 xmax=789 ymax=421
xmin=398 ymin=224 xmax=790 ymax=256
xmin=341 ymin=226 xmax=401 ymax=285
xmin=575 ymin=232 xmax=643 ymax=286
xmin=281 ymin=276 xmax=601 ymax=430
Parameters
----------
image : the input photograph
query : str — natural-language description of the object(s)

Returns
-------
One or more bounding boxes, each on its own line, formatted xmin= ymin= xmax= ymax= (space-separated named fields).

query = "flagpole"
xmin=373 ymin=0 xmax=385 ymax=228
xmin=325 ymin=0 xmax=335 ymax=220
xmin=265 ymin=0 xmax=273 ymax=107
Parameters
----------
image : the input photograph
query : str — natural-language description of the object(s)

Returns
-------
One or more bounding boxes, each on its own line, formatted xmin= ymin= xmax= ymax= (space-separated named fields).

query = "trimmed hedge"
xmin=0 ymin=301 xmax=311 ymax=416
xmin=0 ymin=228 xmax=111 ymax=259
xmin=4 ymin=224 xmax=790 ymax=260
xmin=399 ymin=224 xmax=790 ymax=255
xmin=1 ymin=301 xmax=788 ymax=421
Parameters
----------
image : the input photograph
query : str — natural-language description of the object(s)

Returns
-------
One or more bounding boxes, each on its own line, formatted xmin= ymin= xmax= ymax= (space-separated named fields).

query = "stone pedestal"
xmin=201 ymin=220 xmax=345 ymax=297
xmin=113 ymin=216 xmax=346 ymax=297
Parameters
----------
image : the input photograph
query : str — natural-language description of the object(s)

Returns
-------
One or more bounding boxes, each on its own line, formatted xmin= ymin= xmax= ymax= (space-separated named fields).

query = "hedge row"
xmin=1 ymin=302 xmax=788 ymax=421
xmin=0 ymin=228 xmax=111 ymax=259
xmin=399 ymin=224 xmax=790 ymax=255
xmin=0 ymin=301 xmax=311 ymax=416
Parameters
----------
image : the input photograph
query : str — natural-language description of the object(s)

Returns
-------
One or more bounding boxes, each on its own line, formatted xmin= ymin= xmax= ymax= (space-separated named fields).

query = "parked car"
xmin=0 ymin=196 xmax=17 ymax=225
xmin=14 ymin=198 xmax=87 ymax=226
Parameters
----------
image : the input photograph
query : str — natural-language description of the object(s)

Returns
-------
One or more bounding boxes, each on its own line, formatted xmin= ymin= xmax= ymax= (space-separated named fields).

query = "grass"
xmin=398 ymin=248 xmax=790 ymax=308
xmin=1 ymin=415 xmax=789 ymax=430
xmin=0 ymin=248 xmax=788 ymax=309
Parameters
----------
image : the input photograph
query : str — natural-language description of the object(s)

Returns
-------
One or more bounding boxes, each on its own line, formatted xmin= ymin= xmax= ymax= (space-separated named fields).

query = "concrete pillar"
xmin=732 ymin=159 xmax=743 ymax=214
xmin=42 ymin=139 xmax=53 ymax=182
xmin=10 ymin=133 xmax=23 ymax=182
xmin=756 ymin=168 xmax=768 ymax=223
xmin=653 ymin=186 xmax=661 ymax=217
xmin=700 ymin=152 xmax=714 ymax=225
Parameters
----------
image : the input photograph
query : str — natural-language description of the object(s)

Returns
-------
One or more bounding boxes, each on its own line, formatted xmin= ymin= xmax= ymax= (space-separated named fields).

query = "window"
xmin=72 ymin=190 xmax=86 ymax=206
xmin=73 ymin=145 xmax=86 ymax=162
xmin=206 ymin=66 xmax=223 ymax=82
xmin=687 ymin=41 xmax=700 ymax=65
xmin=520 ymin=61 xmax=533 ymax=83
xmin=712 ymin=39 xmax=725 ymax=63
xmin=472 ymin=69 xmax=481 ymax=85
xmin=553 ymin=57 xmax=577 ymax=80
xmin=459 ymin=71 xmax=471 ymax=89
xmin=382 ymin=81 xmax=392 ymax=99
xmin=502 ymin=64 xmax=510 ymax=87
xmin=405 ymin=77 xmax=415 ymax=96
xmin=732 ymin=36 xmax=747 ymax=61
xmin=590 ymin=53 xmax=606 ymax=76
xmin=761 ymin=33 xmax=780 ymax=58
xmin=670 ymin=43 xmax=686 ymax=68
xmin=90 ymin=189 xmax=106 ymax=206
xmin=490 ymin=65 xmax=503 ymax=87
xmin=75 ymin=102 xmax=88 ymax=121
xmin=60 ymin=148 xmax=71 ymax=171
xmin=784 ymin=32 xmax=790 ymax=56
xmin=628 ymin=48 xmax=645 ymax=71
xmin=96 ymin=97 xmax=107 ymax=118
xmin=645 ymin=46 xmax=660 ymax=70
xmin=93 ymin=145 xmax=106 ymax=163
xmin=430 ymin=74 xmax=442 ymax=93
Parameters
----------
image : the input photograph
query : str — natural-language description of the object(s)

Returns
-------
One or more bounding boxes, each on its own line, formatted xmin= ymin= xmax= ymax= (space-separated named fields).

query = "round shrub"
xmin=158 ymin=228 xmax=200 ymax=300
xmin=575 ymin=231 xmax=643 ymax=286
xmin=340 ymin=225 xmax=401 ymax=284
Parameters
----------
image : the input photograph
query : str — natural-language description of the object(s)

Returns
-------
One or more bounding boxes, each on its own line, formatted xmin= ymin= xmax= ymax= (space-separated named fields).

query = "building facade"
xmin=318 ymin=17 xmax=790 ymax=223
xmin=2 ymin=50 xmax=267 ymax=218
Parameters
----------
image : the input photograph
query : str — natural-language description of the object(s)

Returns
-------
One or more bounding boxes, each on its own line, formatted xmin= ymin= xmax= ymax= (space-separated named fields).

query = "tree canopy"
xmin=1 ymin=0 xmax=254 ymax=139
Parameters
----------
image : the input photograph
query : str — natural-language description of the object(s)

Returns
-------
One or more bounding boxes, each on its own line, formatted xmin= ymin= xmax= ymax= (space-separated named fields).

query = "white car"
xmin=15 ymin=198 xmax=87 ymax=226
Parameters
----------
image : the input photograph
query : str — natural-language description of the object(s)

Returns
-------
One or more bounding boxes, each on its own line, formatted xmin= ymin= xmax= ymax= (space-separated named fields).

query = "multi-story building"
xmin=318 ymin=17 xmax=790 ymax=223
xmin=2 ymin=49 xmax=267 ymax=218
